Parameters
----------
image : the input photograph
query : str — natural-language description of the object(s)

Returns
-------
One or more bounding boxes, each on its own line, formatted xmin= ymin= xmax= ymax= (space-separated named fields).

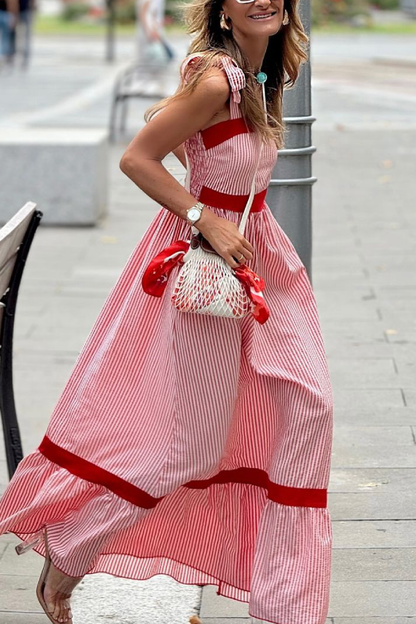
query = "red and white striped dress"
xmin=0 ymin=53 xmax=334 ymax=624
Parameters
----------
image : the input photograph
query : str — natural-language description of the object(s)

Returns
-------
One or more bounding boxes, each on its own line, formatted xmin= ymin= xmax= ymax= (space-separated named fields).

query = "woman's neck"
xmin=233 ymin=33 xmax=269 ymax=73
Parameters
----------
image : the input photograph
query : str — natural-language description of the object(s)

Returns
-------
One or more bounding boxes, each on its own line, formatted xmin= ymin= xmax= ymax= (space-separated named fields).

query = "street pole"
xmin=106 ymin=0 xmax=116 ymax=63
xmin=267 ymin=0 xmax=317 ymax=281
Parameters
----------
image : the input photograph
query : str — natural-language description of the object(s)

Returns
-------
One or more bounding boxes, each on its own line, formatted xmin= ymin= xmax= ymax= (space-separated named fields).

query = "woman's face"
xmin=221 ymin=0 xmax=284 ymax=39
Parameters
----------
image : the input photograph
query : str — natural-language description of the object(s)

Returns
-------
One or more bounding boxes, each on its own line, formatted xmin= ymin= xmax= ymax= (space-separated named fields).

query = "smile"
xmin=248 ymin=11 xmax=277 ymax=20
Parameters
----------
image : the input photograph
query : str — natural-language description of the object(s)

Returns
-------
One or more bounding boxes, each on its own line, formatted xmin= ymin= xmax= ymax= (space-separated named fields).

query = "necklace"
xmin=255 ymin=71 xmax=268 ymax=121
xmin=256 ymin=71 xmax=267 ymax=84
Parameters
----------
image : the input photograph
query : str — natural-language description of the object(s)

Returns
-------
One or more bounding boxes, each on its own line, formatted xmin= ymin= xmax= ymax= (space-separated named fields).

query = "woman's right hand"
xmin=195 ymin=208 xmax=254 ymax=269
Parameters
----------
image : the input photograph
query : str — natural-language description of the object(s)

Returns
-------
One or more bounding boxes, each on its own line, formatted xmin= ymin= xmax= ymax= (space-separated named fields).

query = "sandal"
xmin=15 ymin=527 xmax=82 ymax=624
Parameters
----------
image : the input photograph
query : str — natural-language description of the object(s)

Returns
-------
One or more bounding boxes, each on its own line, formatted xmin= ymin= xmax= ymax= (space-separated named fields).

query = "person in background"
xmin=136 ymin=0 xmax=174 ymax=64
xmin=9 ymin=0 xmax=36 ymax=69
xmin=0 ymin=0 xmax=18 ymax=68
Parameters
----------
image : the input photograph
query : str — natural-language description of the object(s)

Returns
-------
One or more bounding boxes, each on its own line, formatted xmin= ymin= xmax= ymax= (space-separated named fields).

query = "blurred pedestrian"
xmin=136 ymin=0 xmax=174 ymax=64
xmin=0 ymin=0 xmax=18 ymax=68
xmin=9 ymin=0 xmax=36 ymax=69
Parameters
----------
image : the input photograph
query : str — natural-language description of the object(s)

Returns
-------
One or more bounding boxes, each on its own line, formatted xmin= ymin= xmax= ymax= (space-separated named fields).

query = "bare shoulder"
xmin=181 ymin=53 xmax=230 ymax=102
xmin=196 ymin=66 xmax=230 ymax=103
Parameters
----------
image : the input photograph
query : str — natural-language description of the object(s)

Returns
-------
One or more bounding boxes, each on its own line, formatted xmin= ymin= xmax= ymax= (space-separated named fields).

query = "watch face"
xmin=188 ymin=208 xmax=201 ymax=221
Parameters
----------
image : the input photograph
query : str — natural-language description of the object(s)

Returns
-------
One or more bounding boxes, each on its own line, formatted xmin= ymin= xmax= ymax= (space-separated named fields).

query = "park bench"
xmin=0 ymin=202 xmax=43 ymax=479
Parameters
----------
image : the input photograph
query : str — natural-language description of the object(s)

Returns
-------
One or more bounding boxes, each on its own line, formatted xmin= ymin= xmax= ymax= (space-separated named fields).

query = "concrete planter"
xmin=0 ymin=128 xmax=109 ymax=226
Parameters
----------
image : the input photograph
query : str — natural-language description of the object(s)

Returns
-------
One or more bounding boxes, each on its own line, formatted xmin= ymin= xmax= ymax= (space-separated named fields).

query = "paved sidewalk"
xmin=1 ymin=30 xmax=416 ymax=624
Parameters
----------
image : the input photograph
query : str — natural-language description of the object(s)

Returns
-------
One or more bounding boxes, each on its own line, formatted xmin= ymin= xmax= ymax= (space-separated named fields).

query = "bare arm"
xmin=119 ymin=69 xmax=254 ymax=268
xmin=120 ymin=70 xmax=228 ymax=224
xmin=172 ymin=143 xmax=186 ymax=168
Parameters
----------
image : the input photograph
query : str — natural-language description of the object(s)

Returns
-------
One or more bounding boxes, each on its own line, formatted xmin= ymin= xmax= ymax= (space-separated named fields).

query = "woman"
xmin=0 ymin=0 xmax=334 ymax=623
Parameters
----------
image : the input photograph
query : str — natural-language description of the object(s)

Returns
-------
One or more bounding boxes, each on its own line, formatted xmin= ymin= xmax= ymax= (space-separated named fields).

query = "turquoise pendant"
xmin=256 ymin=71 xmax=267 ymax=84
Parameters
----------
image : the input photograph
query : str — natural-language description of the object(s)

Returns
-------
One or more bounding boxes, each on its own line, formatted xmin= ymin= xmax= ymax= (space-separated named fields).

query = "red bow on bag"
xmin=142 ymin=240 xmax=190 ymax=297
xmin=142 ymin=242 xmax=270 ymax=324
xmin=234 ymin=264 xmax=270 ymax=325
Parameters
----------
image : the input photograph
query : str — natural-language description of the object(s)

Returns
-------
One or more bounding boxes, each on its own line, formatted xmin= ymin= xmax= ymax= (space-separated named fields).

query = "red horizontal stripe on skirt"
xmin=38 ymin=436 xmax=327 ymax=508
xmin=199 ymin=186 xmax=267 ymax=213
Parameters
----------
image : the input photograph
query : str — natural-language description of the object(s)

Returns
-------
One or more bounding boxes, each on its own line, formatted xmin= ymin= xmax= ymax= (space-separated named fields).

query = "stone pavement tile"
xmin=333 ymin=424 xmax=413 ymax=446
xmin=332 ymin=389 xmax=404 ymax=410
xmin=404 ymin=390 xmax=416 ymax=407
xmin=0 ymin=533 xmax=23 ymax=545
xmin=331 ymin=428 xmax=416 ymax=469
xmin=329 ymin=468 xmax=415 ymax=493
xmin=315 ymin=300 xmax=380 ymax=321
xmin=329 ymin=491 xmax=416 ymax=520
xmin=321 ymin=329 xmax=397 ymax=360
xmin=328 ymin=580 xmax=416 ymax=617
xmin=0 ymin=616 xmax=46 ymax=623
xmin=324 ymin=342 xmax=394 ymax=360
xmin=321 ymin=318 xmax=413 ymax=346
xmin=333 ymin=520 xmax=416 ymax=548
xmin=379 ymin=302 xmax=416 ymax=319
xmin=332 ymin=547 xmax=416 ymax=581
xmin=0 ymin=574 xmax=44 ymax=612
xmin=333 ymin=620 xmax=416 ymax=624
xmin=203 ymin=621 xmax=332 ymax=624
xmin=14 ymin=330 xmax=97 ymax=352
xmin=376 ymin=285 xmax=416 ymax=302
xmin=0 ymin=540 xmax=7 ymax=559
xmin=312 ymin=272 xmax=370 ymax=288
xmin=200 ymin=619 xmax=252 ymax=624
xmin=391 ymin=359 xmax=416 ymax=385
xmin=332 ymin=406 xmax=416 ymax=426
xmin=325 ymin=343 xmax=401 ymax=360
xmin=200 ymin=587 xmax=249 ymax=618
xmin=0 ymin=542 xmax=43 ymax=576
xmin=312 ymin=263 xmax=365 ymax=280
xmin=382 ymin=321 xmax=416 ymax=344
xmin=328 ymin=357 xmax=397 ymax=388
xmin=366 ymin=270 xmax=416 ymax=287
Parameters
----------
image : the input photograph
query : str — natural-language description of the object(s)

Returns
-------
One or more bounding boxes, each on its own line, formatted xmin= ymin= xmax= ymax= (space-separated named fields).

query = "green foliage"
xmin=370 ymin=0 xmax=400 ymax=9
xmin=113 ymin=0 xmax=182 ymax=25
xmin=312 ymin=0 xmax=371 ymax=26
xmin=114 ymin=0 xmax=136 ymax=24
xmin=61 ymin=2 xmax=90 ymax=21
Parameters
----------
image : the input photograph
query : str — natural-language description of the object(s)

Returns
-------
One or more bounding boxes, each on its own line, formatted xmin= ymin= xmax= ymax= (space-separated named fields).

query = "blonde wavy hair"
xmin=144 ymin=0 xmax=309 ymax=149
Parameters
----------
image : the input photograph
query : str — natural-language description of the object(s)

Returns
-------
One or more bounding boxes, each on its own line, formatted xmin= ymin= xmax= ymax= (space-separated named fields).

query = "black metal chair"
xmin=0 ymin=202 xmax=43 ymax=479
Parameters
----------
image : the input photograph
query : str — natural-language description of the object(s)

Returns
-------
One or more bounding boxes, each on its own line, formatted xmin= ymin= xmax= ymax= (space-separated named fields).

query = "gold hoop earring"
xmin=220 ymin=13 xmax=232 ymax=31
xmin=282 ymin=9 xmax=289 ymax=25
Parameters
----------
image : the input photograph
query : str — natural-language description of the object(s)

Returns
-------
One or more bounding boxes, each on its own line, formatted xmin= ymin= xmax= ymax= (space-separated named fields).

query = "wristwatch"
xmin=186 ymin=201 xmax=205 ymax=227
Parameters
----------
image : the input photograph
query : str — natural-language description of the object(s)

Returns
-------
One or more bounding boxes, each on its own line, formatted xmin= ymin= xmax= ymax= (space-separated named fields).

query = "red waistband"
xmin=199 ymin=186 xmax=267 ymax=213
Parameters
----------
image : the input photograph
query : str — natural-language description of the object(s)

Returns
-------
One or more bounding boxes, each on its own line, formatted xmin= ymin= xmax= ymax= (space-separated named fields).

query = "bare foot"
xmin=43 ymin=561 xmax=82 ymax=623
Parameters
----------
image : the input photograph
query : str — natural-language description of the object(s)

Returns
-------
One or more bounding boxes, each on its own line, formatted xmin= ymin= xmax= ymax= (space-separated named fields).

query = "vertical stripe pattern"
xmin=0 ymin=54 xmax=334 ymax=624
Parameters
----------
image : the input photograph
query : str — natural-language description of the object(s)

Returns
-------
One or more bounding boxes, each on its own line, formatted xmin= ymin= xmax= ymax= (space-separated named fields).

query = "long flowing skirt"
xmin=0 ymin=203 xmax=334 ymax=624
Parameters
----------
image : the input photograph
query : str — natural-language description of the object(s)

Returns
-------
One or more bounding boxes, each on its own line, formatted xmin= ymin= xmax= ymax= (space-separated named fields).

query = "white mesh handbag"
xmin=170 ymin=145 xmax=263 ymax=318
xmin=171 ymin=77 xmax=268 ymax=319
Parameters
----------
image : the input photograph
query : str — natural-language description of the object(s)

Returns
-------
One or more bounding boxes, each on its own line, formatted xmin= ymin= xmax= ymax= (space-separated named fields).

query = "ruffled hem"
xmin=1 ymin=450 xmax=332 ymax=624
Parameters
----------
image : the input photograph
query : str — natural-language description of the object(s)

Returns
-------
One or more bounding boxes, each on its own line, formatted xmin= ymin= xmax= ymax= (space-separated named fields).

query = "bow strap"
xmin=220 ymin=55 xmax=246 ymax=104
xmin=234 ymin=264 xmax=270 ymax=324
xmin=142 ymin=240 xmax=190 ymax=297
